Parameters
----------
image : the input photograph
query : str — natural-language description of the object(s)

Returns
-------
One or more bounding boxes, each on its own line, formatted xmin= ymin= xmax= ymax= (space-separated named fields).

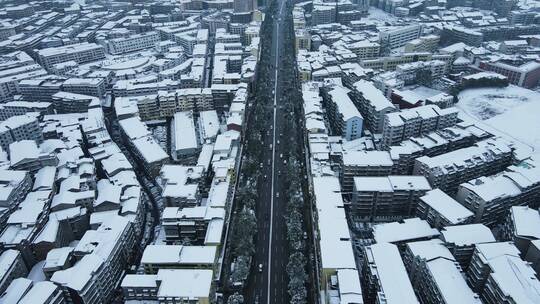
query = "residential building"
xmin=171 ymin=111 xmax=200 ymax=163
xmin=322 ymin=86 xmax=363 ymax=141
xmin=36 ymin=43 xmax=106 ymax=70
xmin=456 ymin=159 xmax=540 ymax=226
xmin=467 ymin=242 xmax=540 ymax=303
xmin=0 ymin=250 xmax=28 ymax=295
xmin=501 ymin=206 xmax=540 ymax=255
xmin=108 ymin=32 xmax=160 ymax=55
xmin=361 ymin=243 xmax=419 ymax=304
xmin=351 ymin=176 xmax=431 ymax=221
xmin=403 ymin=240 xmax=481 ymax=304
xmin=413 ymin=139 xmax=513 ymax=193
xmin=440 ymin=224 xmax=495 ymax=270
xmin=140 ymin=245 xmax=217 ymax=274
xmin=416 ymin=189 xmax=474 ymax=229
xmin=379 ymin=24 xmax=423 ymax=49
xmin=381 ymin=105 xmax=459 ymax=149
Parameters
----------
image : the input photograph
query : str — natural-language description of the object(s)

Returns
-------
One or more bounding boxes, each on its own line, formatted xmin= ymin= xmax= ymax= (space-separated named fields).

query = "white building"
xmin=361 ymin=243 xmax=419 ymax=304
xmin=36 ymin=43 xmax=106 ymax=70
xmin=108 ymin=31 xmax=160 ymax=55
xmin=379 ymin=24 xmax=423 ymax=49
xmin=171 ymin=111 xmax=200 ymax=163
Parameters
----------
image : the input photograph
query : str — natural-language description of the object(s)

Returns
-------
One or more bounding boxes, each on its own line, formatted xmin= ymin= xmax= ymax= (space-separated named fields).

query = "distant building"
xmin=479 ymin=60 xmax=540 ymax=88
xmin=36 ymin=43 xmax=106 ymax=70
xmin=379 ymin=24 xmax=423 ymax=49
xmin=62 ymin=78 xmax=106 ymax=98
xmin=107 ymin=31 xmax=160 ymax=55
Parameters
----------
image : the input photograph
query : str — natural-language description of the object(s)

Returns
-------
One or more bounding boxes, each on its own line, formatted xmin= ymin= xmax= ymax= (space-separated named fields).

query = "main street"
xmin=244 ymin=0 xmax=297 ymax=303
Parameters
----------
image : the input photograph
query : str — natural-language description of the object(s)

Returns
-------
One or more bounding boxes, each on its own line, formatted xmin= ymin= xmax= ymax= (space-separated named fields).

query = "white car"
xmin=258 ymin=264 xmax=263 ymax=272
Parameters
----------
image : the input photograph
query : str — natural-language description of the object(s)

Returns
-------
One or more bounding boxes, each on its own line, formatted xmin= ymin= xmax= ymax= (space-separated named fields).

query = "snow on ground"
xmin=456 ymin=85 xmax=540 ymax=154
xmin=486 ymin=101 xmax=540 ymax=150
xmin=457 ymin=85 xmax=540 ymax=120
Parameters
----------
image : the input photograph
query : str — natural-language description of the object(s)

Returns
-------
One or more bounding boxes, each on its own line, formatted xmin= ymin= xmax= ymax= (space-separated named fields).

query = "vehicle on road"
xmin=276 ymin=192 xmax=279 ymax=198
xmin=258 ymin=263 xmax=263 ymax=273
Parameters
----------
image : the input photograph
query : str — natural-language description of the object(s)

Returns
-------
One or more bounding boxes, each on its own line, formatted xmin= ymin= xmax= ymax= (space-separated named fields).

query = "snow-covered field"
xmin=457 ymin=85 xmax=540 ymax=120
xmin=457 ymin=85 xmax=540 ymax=152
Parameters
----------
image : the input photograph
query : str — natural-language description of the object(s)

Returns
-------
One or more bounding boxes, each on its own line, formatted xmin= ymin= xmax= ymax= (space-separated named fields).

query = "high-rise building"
xmin=234 ymin=0 xmax=257 ymax=13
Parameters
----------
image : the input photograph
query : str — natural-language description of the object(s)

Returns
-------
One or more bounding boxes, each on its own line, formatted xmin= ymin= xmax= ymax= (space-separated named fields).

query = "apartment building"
xmin=18 ymin=77 xmax=64 ymax=102
xmin=171 ymin=111 xmax=200 ymax=163
xmin=440 ymin=224 xmax=495 ymax=270
xmin=352 ymin=176 xmax=431 ymax=221
xmin=361 ymin=243 xmax=419 ymax=304
xmin=52 ymin=92 xmax=100 ymax=114
xmin=348 ymin=41 xmax=380 ymax=59
xmin=456 ymin=159 xmax=540 ymax=227
xmin=500 ymin=206 xmax=540 ymax=257
xmin=62 ymin=78 xmax=107 ymax=97
xmin=121 ymin=269 xmax=212 ymax=304
xmin=311 ymin=6 xmax=336 ymax=25
xmin=36 ymin=43 xmax=106 ymax=70
xmin=479 ymin=60 xmax=540 ymax=88
xmin=416 ymin=189 xmax=474 ymax=229
xmin=381 ymin=105 xmax=458 ymax=149
xmin=0 ymin=114 xmax=43 ymax=152
xmin=340 ymin=151 xmax=394 ymax=193
xmin=404 ymin=35 xmax=440 ymax=53
xmin=0 ymin=170 xmax=32 ymax=210
xmin=51 ymin=216 xmax=135 ymax=304
xmin=403 ymin=240 xmax=481 ymax=304
xmin=0 ymin=64 xmax=48 ymax=101
xmin=140 ymin=245 xmax=216 ymax=274
xmin=159 ymin=165 xmax=203 ymax=207
xmin=413 ymin=138 xmax=513 ymax=193
xmin=118 ymin=117 xmax=169 ymax=177
xmin=389 ymin=123 xmax=492 ymax=175
xmin=162 ymin=206 xmax=225 ymax=245
xmin=379 ymin=24 xmax=423 ymax=49
xmin=322 ymin=86 xmax=363 ymax=141
xmin=467 ymin=242 xmax=540 ymax=303
xmin=0 ymin=101 xmax=53 ymax=120
xmin=0 ymin=250 xmax=28 ymax=295
xmin=107 ymin=31 xmax=160 ymax=55
xmin=350 ymin=80 xmax=396 ymax=133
